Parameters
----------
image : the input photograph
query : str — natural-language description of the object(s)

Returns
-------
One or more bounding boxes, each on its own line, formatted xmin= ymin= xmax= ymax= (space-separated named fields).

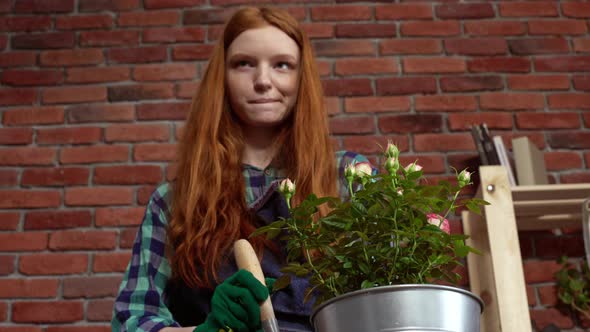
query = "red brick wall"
xmin=1 ymin=1 xmax=589 ymax=331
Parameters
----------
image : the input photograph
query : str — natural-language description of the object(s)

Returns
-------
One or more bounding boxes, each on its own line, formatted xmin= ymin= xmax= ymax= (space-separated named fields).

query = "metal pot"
xmin=311 ymin=284 xmax=483 ymax=332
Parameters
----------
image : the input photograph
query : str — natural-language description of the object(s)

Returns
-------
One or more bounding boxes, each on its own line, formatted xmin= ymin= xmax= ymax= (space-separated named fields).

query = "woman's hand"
xmin=194 ymin=269 xmax=269 ymax=332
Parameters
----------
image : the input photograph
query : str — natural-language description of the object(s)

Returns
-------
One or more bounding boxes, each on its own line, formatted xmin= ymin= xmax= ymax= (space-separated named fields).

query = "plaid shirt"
xmin=112 ymin=151 xmax=372 ymax=332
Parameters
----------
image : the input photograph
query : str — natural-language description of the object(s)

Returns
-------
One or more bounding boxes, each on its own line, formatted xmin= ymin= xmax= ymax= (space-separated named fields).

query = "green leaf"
xmin=361 ymin=280 xmax=374 ymax=289
xmin=273 ymin=274 xmax=291 ymax=292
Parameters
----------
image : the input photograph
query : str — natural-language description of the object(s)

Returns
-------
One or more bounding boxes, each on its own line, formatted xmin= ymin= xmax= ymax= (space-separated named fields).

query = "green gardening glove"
xmin=194 ymin=269 xmax=269 ymax=332
xmin=265 ymin=277 xmax=276 ymax=295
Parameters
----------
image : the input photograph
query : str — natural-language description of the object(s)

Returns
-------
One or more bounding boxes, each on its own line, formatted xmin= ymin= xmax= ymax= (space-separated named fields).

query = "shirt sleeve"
xmin=112 ymin=184 xmax=181 ymax=332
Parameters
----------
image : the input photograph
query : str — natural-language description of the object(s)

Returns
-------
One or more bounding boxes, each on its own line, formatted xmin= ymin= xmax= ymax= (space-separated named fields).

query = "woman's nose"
xmin=254 ymin=66 xmax=271 ymax=92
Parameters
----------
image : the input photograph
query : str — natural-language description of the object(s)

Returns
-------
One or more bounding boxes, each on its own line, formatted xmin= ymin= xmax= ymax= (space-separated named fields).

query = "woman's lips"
xmin=249 ymin=99 xmax=280 ymax=104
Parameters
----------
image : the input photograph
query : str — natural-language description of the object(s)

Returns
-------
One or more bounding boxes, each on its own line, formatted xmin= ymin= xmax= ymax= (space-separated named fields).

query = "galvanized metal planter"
xmin=311 ymin=284 xmax=484 ymax=332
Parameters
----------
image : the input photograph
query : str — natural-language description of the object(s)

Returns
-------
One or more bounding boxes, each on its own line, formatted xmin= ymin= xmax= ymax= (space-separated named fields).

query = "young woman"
xmin=112 ymin=7 xmax=372 ymax=332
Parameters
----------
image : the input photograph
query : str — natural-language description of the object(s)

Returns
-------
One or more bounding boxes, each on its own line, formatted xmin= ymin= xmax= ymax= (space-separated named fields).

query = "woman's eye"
xmin=276 ymin=62 xmax=293 ymax=70
xmin=235 ymin=60 xmax=252 ymax=67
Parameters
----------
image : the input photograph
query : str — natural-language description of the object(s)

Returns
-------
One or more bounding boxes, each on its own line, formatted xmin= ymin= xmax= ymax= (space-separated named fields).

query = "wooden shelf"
xmin=462 ymin=166 xmax=590 ymax=332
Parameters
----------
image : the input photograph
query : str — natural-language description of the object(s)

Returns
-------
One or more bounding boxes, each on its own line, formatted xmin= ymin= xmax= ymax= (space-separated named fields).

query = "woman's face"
xmin=225 ymin=25 xmax=301 ymax=133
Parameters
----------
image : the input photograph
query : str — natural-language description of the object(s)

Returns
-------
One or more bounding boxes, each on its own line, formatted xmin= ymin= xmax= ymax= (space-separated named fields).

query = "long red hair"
xmin=168 ymin=7 xmax=337 ymax=288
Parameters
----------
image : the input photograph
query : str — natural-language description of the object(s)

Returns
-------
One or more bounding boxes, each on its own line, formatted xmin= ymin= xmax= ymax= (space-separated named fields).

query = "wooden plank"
xmin=514 ymin=199 xmax=585 ymax=217
xmin=517 ymin=214 xmax=582 ymax=231
xmin=479 ymin=166 xmax=532 ymax=332
xmin=463 ymin=210 xmax=500 ymax=332
xmin=512 ymin=183 xmax=590 ymax=202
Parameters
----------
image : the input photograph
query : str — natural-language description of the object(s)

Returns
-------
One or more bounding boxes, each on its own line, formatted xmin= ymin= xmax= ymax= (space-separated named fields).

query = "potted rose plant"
xmin=253 ymin=143 xmax=489 ymax=332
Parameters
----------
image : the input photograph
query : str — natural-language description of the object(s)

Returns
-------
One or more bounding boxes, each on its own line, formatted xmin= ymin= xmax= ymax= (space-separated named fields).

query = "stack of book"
xmin=470 ymin=124 xmax=548 ymax=187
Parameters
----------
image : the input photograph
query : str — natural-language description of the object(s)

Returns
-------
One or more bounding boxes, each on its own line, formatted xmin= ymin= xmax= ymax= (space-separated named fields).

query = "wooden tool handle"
xmin=234 ymin=239 xmax=276 ymax=322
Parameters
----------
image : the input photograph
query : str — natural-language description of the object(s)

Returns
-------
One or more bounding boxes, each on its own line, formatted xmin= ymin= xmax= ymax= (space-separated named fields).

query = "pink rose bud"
xmin=458 ymin=169 xmax=471 ymax=187
xmin=344 ymin=163 xmax=356 ymax=179
xmin=385 ymin=157 xmax=398 ymax=174
xmin=427 ymin=213 xmax=451 ymax=234
xmin=354 ymin=162 xmax=373 ymax=178
xmin=279 ymin=178 xmax=295 ymax=195
xmin=405 ymin=163 xmax=423 ymax=172
xmin=385 ymin=142 xmax=399 ymax=158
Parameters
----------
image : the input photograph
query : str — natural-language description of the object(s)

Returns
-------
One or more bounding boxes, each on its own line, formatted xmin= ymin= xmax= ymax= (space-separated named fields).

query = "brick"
xmin=548 ymin=93 xmax=590 ymax=110
xmin=49 ymin=230 xmax=117 ymax=250
xmin=143 ymin=27 xmax=205 ymax=43
xmin=176 ymin=82 xmax=199 ymax=100
xmin=134 ymin=143 xmax=177 ymax=161
xmin=499 ymin=2 xmax=558 ymax=17
xmin=0 ymin=51 xmax=37 ymax=67
xmin=145 ymin=0 xmax=203 ymax=8
xmin=468 ymin=57 xmax=530 ymax=73
xmin=36 ymin=127 xmax=102 ymax=145
xmin=401 ymin=21 xmax=460 ymax=37
xmin=93 ymin=252 xmax=131 ymax=272
xmin=60 ymin=145 xmax=129 ymax=164
xmin=329 ymin=116 xmax=375 ymax=135
xmin=380 ymin=39 xmax=441 ymax=55
xmin=375 ymin=4 xmax=432 ymax=20
xmin=165 ymin=164 xmax=176 ymax=182
xmin=444 ymin=38 xmax=507 ymax=56
xmin=464 ymin=21 xmax=526 ymax=36
xmin=65 ymin=187 xmax=133 ymax=206
xmin=313 ymin=40 xmax=374 ymax=56
xmin=415 ymin=95 xmax=477 ymax=112
xmin=137 ymin=102 xmax=189 ymax=120
xmin=0 ymin=171 xmax=18 ymax=188
xmin=508 ymin=74 xmax=570 ymax=90
xmin=15 ymin=0 xmax=74 ymax=13
xmin=516 ymin=112 xmax=580 ymax=130
xmin=311 ymin=6 xmax=371 ymax=21
xmin=133 ymin=63 xmax=197 ymax=81
xmin=0 ymin=88 xmax=37 ymax=106
xmin=107 ymin=46 xmax=167 ymax=64
xmin=448 ymin=112 xmax=513 ymax=131
xmin=344 ymin=97 xmax=410 ymax=113
xmin=55 ymin=15 xmax=113 ymax=30
xmin=322 ymin=79 xmax=372 ymax=97
xmin=63 ymin=276 xmax=122 ymax=298
xmin=46 ymin=326 xmax=110 ymax=332
xmin=561 ymin=171 xmax=590 ymax=183
xmin=12 ymin=301 xmax=83 ymax=323
xmin=0 ymin=211 xmax=19 ymax=231
xmin=562 ymin=2 xmax=590 ymax=18
xmin=40 ymin=49 xmax=103 ymax=67
xmin=172 ymin=44 xmax=214 ymax=61
xmin=508 ymin=38 xmax=569 ymax=55
xmin=1 ymin=69 xmax=63 ymax=86
xmin=88 ymin=299 xmax=114 ymax=321
xmin=120 ymin=228 xmax=138 ymax=248
xmin=530 ymin=19 xmax=588 ymax=35
xmin=2 ymin=106 xmax=64 ymax=126
xmin=403 ymin=57 xmax=465 ymax=74
xmin=95 ymin=207 xmax=144 ymax=227
xmin=548 ymin=132 xmax=590 ymax=149
xmin=79 ymin=0 xmax=140 ymax=12
xmin=530 ymin=308 xmax=574 ymax=330
xmin=0 ymin=147 xmax=55 ymax=166
xmin=415 ymin=134 xmax=475 ymax=152
xmin=0 ymin=16 xmax=52 ymax=32
xmin=94 ymin=165 xmax=162 ymax=185
xmin=118 ymin=11 xmax=179 ymax=27
xmin=137 ymin=185 xmax=157 ymax=205
xmin=440 ymin=76 xmax=503 ymax=92
xmin=343 ymin=135 xmax=409 ymax=155
xmin=0 ymin=35 xmax=5 ymax=49
xmin=324 ymin=97 xmax=339 ymax=115
xmin=544 ymin=152 xmax=583 ymax=171
xmin=0 ymin=279 xmax=58 ymax=298
xmin=12 ymin=32 xmax=74 ymax=49
xmin=0 ymin=232 xmax=47 ymax=251
xmin=0 ymin=327 xmax=42 ymax=332
xmin=79 ymin=30 xmax=139 ymax=47
xmin=20 ymin=253 xmax=88 ymax=275
xmin=573 ymin=38 xmax=590 ymax=52
xmin=301 ymin=23 xmax=334 ymax=39
xmin=535 ymin=56 xmax=590 ymax=72
xmin=334 ymin=58 xmax=397 ymax=76
xmin=0 ymin=255 xmax=15 ymax=275
xmin=67 ymin=104 xmax=134 ymax=123
xmin=42 ymin=86 xmax=107 ymax=104
xmin=379 ymin=114 xmax=442 ymax=134
xmin=183 ymin=8 xmax=233 ymax=25
xmin=435 ymin=3 xmax=494 ymax=19
xmin=376 ymin=77 xmax=436 ymax=95
xmin=480 ymin=93 xmax=545 ymax=110
xmin=574 ymin=75 xmax=590 ymax=91
xmin=538 ymin=285 xmax=558 ymax=306
xmin=22 ymin=167 xmax=88 ymax=186
xmin=335 ymin=24 xmax=396 ymax=38
xmin=0 ymin=301 xmax=5 ymax=321
xmin=0 ymin=128 xmax=33 ymax=145
xmin=0 ymin=190 xmax=60 ymax=208
xmin=24 ymin=210 xmax=92 ymax=230
xmin=108 ymin=83 xmax=174 ymax=101
xmin=105 ymin=124 xmax=169 ymax=142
